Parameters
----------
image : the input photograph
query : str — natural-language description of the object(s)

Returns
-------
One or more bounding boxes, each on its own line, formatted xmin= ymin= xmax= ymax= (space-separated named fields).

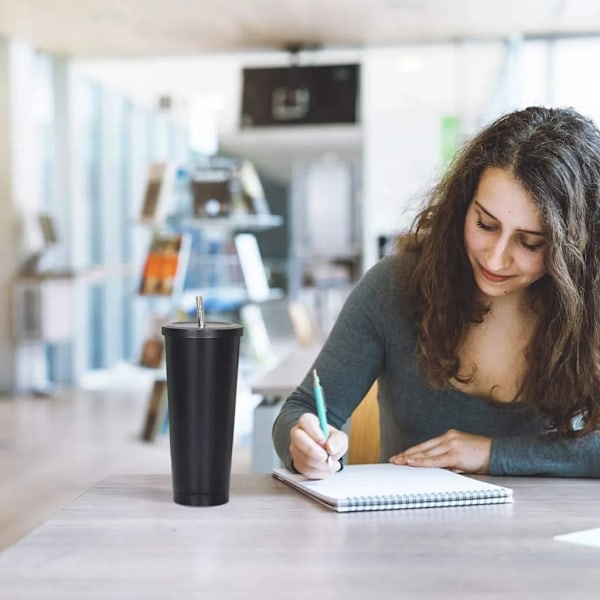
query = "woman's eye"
xmin=475 ymin=219 xmax=495 ymax=232
xmin=520 ymin=239 xmax=544 ymax=252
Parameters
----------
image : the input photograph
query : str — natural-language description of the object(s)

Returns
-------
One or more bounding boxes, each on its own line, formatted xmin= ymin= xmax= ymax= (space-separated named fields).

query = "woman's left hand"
xmin=388 ymin=429 xmax=492 ymax=474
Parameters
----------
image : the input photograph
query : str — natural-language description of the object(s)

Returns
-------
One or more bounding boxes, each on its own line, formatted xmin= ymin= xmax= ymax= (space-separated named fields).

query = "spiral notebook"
xmin=273 ymin=464 xmax=513 ymax=513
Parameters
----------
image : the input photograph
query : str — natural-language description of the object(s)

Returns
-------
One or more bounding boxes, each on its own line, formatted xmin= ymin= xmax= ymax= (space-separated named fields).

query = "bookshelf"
xmin=135 ymin=159 xmax=284 ymax=442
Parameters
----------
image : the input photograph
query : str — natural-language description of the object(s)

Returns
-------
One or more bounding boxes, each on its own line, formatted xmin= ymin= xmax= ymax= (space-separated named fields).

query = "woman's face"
xmin=464 ymin=167 xmax=548 ymax=300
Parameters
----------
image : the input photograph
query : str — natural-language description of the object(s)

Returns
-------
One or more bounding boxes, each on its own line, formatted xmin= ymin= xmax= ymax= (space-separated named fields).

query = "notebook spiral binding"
xmin=345 ymin=489 xmax=511 ymax=511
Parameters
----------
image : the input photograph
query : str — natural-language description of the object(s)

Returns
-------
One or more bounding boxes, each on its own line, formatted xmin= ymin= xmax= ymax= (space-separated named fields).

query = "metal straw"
xmin=196 ymin=295 xmax=205 ymax=329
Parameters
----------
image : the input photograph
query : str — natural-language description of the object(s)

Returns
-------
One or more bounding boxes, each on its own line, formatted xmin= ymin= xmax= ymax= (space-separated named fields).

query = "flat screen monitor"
xmin=241 ymin=64 xmax=359 ymax=128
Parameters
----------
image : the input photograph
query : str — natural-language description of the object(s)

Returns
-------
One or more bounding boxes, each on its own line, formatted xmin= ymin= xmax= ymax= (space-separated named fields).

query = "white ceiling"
xmin=0 ymin=0 xmax=599 ymax=57
xmin=3 ymin=1 xmax=600 ymax=185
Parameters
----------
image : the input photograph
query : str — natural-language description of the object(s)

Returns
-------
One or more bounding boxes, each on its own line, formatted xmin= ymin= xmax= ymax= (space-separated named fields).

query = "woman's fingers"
xmin=291 ymin=426 xmax=328 ymax=462
xmin=290 ymin=413 xmax=347 ymax=479
xmin=324 ymin=427 xmax=348 ymax=462
xmin=389 ymin=434 xmax=447 ymax=464
xmin=388 ymin=429 xmax=491 ymax=474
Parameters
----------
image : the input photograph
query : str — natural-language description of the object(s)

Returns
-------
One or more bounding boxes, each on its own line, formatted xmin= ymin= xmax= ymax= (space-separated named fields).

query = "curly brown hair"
xmin=398 ymin=106 xmax=600 ymax=436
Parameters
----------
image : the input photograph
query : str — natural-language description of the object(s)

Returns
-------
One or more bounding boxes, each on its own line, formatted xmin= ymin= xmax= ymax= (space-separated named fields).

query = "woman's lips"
xmin=479 ymin=265 xmax=511 ymax=283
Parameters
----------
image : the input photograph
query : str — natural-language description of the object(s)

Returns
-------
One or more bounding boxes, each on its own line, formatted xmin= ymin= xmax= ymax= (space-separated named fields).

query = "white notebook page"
xmin=274 ymin=464 xmax=511 ymax=503
xmin=554 ymin=528 xmax=600 ymax=549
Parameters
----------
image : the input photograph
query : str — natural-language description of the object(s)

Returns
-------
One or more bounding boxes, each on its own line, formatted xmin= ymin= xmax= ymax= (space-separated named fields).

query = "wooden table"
xmin=0 ymin=474 xmax=599 ymax=599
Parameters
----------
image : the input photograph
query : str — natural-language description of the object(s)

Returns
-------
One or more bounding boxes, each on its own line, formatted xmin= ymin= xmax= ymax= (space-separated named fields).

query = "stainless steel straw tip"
xmin=196 ymin=295 xmax=205 ymax=329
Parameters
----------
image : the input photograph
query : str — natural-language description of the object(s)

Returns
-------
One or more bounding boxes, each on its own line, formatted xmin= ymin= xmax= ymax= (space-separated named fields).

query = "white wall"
xmin=361 ymin=42 xmax=506 ymax=268
xmin=551 ymin=37 xmax=600 ymax=123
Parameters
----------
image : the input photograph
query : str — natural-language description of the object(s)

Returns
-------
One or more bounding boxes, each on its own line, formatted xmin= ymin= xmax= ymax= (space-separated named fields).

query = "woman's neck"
xmin=477 ymin=288 xmax=536 ymax=318
xmin=455 ymin=288 xmax=539 ymax=403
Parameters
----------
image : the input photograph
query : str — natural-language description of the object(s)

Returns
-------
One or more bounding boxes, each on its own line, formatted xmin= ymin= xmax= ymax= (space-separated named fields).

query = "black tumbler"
xmin=162 ymin=318 xmax=243 ymax=506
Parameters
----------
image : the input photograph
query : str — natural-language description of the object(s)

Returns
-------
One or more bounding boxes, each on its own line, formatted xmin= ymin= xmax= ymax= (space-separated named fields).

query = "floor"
xmin=0 ymin=381 xmax=252 ymax=552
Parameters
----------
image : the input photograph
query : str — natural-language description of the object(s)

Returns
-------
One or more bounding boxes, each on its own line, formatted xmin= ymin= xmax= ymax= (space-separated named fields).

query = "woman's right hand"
xmin=289 ymin=413 xmax=348 ymax=479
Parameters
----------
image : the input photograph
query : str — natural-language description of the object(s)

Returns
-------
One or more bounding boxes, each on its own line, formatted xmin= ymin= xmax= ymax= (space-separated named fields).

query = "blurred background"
xmin=3 ymin=0 xmax=600 ymax=548
xmin=6 ymin=0 xmax=600 ymax=392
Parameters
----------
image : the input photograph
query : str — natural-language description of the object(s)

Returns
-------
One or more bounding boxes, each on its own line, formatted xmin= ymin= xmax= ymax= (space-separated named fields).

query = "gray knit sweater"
xmin=272 ymin=254 xmax=600 ymax=477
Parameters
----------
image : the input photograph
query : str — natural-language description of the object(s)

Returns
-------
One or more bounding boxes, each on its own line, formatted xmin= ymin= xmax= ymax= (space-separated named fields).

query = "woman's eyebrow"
xmin=474 ymin=201 xmax=546 ymax=236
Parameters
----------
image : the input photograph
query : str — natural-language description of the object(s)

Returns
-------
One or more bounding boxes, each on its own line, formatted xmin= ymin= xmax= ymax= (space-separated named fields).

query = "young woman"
xmin=272 ymin=106 xmax=600 ymax=480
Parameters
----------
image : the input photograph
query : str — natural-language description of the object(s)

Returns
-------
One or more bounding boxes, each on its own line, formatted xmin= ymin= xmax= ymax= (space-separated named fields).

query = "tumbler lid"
xmin=162 ymin=321 xmax=243 ymax=339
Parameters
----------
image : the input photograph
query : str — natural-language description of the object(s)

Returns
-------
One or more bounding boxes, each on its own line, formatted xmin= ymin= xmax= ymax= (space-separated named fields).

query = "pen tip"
xmin=312 ymin=369 xmax=319 ymax=385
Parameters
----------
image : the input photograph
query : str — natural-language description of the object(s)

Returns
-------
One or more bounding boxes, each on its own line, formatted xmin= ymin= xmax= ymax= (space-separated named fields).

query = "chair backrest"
xmin=347 ymin=382 xmax=380 ymax=464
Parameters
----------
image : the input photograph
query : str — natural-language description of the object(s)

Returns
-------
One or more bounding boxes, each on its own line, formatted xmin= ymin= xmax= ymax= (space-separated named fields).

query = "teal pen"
xmin=312 ymin=369 xmax=329 ymax=440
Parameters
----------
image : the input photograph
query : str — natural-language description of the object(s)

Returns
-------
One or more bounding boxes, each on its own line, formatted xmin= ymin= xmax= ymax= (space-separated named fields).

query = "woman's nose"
xmin=487 ymin=238 xmax=512 ymax=270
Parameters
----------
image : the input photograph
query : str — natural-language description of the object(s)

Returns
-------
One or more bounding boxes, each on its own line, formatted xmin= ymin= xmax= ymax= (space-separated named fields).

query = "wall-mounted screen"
xmin=241 ymin=64 xmax=359 ymax=128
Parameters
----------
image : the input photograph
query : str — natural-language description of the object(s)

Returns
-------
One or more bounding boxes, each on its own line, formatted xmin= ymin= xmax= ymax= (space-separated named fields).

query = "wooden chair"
xmin=347 ymin=382 xmax=380 ymax=464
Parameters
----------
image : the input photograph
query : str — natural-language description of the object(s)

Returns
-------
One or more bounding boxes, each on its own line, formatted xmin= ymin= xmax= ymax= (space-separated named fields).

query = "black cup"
xmin=162 ymin=320 xmax=243 ymax=506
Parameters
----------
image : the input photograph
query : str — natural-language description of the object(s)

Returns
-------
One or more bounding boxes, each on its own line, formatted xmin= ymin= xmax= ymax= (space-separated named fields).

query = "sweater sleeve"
xmin=490 ymin=430 xmax=600 ymax=477
xmin=272 ymin=256 xmax=394 ymax=471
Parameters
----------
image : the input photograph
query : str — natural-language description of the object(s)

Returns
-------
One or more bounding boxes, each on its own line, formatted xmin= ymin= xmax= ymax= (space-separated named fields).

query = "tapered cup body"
xmin=162 ymin=321 xmax=243 ymax=506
